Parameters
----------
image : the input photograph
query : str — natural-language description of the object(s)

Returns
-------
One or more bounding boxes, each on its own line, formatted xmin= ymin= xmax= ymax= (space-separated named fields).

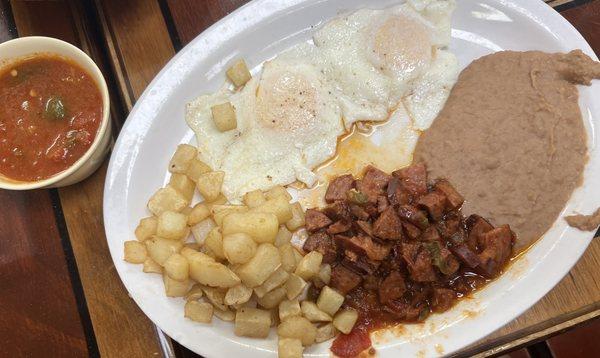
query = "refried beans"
xmin=414 ymin=50 xmax=600 ymax=251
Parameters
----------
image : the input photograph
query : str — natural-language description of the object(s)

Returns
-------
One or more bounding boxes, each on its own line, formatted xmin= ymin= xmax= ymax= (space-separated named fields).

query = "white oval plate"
xmin=104 ymin=1 xmax=600 ymax=357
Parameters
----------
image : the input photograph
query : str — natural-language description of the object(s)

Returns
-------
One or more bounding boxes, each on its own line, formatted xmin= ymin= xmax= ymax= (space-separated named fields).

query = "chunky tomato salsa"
xmin=0 ymin=54 xmax=102 ymax=182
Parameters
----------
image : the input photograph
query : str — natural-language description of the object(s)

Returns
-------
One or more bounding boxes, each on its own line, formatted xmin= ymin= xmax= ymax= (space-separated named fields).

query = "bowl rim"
xmin=0 ymin=36 xmax=110 ymax=190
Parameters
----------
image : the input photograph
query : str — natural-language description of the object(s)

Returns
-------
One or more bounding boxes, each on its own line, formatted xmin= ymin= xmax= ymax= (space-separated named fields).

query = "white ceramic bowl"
xmin=0 ymin=36 xmax=111 ymax=189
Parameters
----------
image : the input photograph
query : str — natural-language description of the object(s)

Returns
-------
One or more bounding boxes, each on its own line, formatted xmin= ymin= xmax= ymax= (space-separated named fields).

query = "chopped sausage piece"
xmin=397 ymin=205 xmax=429 ymax=229
xmin=384 ymin=301 xmax=422 ymax=321
xmin=403 ymin=245 xmax=436 ymax=282
xmin=363 ymin=275 xmax=379 ymax=290
xmin=450 ymin=244 xmax=481 ymax=268
xmin=334 ymin=235 xmax=391 ymax=261
xmin=432 ymin=288 xmax=456 ymax=312
xmin=356 ymin=166 xmax=391 ymax=203
xmin=327 ymin=220 xmax=352 ymax=235
xmin=466 ymin=214 xmax=494 ymax=248
xmin=325 ymin=174 xmax=355 ymax=203
xmin=420 ymin=226 xmax=441 ymax=242
xmin=378 ymin=271 xmax=406 ymax=304
xmin=417 ymin=191 xmax=447 ymax=221
xmin=434 ymin=180 xmax=464 ymax=210
xmin=377 ymin=195 xmax=390 ymax=213
xmin=437 ymin=213 xmax=461 ymax=239
xmin=305 ymin=209 xmax=333 ymax=232
xmin=387 ymin=177 xmax=411 ymax=206
xmin=350 ymin=204 xmax=370 ymax=221
xmin=392 ymin=163 xmax=428 ymax=200
xmin=477 ymin=225 xmax=514 ymax=278
xmin=342 ymin=252 xmax=380 ymax=275
xmin=324 ymin=201 xmax=352 ymax=222
xmin=330 ymin=264 xmax=362 ymax=295
xmin=372 ymin=206 xmax=403 ymax=240
xmin=303 ymin=231 xmax=337 ymax=263
xmin=439 ymin=247 xmax=460 ymax=275
xmin=355 ymin=220 xmax=373 ymax=236
xmin=402 ymin=221 xmax=422 ymax=240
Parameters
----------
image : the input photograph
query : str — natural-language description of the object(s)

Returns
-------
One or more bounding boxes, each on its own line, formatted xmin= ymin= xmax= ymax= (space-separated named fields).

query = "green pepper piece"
xmin=45 ymin=96 xmax=66 ymax=120
xmin=424 ymin=241 xmax=452 ymax=275
xmin=346 ymin=189 xmax=369 ymax=205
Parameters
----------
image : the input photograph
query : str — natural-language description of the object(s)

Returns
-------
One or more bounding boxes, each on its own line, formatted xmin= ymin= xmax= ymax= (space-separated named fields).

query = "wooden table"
xmin=0 ymin=0 xmax=598 ymax=357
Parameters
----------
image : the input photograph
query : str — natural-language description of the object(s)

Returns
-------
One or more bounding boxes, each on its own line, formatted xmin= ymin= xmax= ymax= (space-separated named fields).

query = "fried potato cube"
xmin=301 ymin=301 xmax=332 ymax=322
xmin=226 ymin=59 xmax=251 ymax=87
xmin=222 ymin=212 xmax=278 ymax=243
xmin=168 ymin=173 xmax=195 ymax=202
xmin=317 ymin=286 xmax=344 ymax=316
xmin=254 ymin=268 xmax=289 ymax=298
xmin=317 ymin=264 xmax=332 ymax=285
xmin=257 ymin=286 xmax=286 ymax=309
xmin=295 ymin=251 xmax=323 ymax=280
xmin=284 ymin=274 xmax=307 ymax=300
xmin=278 ymin=338 xmax=303 ymax=358
xmin=279 ymin=244 xmax=298 ymax=273
xmin=252 ymin=196 xmax=293 ymax=224
xmin=205 ymin=227 xmax=225 ymax=260
xmin=157 ymin=211 xmax=188 ymax=240
xmin=185 ymin=158 xmax=212 ymax=182
xmin=236 ymin=243 xmax=281 ymax=287
xmin=187 ymin=203 xmax=211 ymax=226
xmin=143 ymin=258 xmax=162 ymax=273
xmin=196 ymin=171 xmax=224 ymax=202
xmin=163 ymin=274 xmax=190 ymax=297
xmin=213 ymin=307 xmax=236 ymax=322
xmin=180 ymin=245 xmax=202 ymax=261
xmin=277 ymin=316 xmax=317 ymax=346
xmin=285 ymin=202 xmax=305 ymax=231
xmin=224 ymin=284 xmax=252 ymax=306
xmin=333 ymin=309 xmax=358 ymax=334
xmin=211 ymin=204 xmax=248 ymax=226
xmin=148 ymin=186 xmax=189 ymax=216
xmin=211 ymin=102 xmax=237 ymax=132
xmin=164 ymin=253 xmax=189 ymax=281
xmin=206 ymin=194 xmax=227 ymax=209
xmin=202 ymin=286 xmax=228 ymax=311
xmin=185 ymin=284 xmax=204 ymax=301
xmin=187 ymin=252 xmax=241 ymax=288
xmin=274 ymin=226 xmax=292 ymax=248
xmin=265 ymin=185 xmax=292 ymax=201
xmin=223 ymin=233 xmax=257 ymax=264
xmin=184 ymin=300 xmax=213 ymax=323
xmin=135 ymin=216 xmax=157 ymax=242
xmin=234 ymin=307 xmax=271 ymax=338
xmin=145 ymin=236 xmax=183 ymax=265
xmin=169 ymin=144 xmax=197 ymax=173
xmin=191 ymin=218 xmax=216 ymax=245
xmin=124 ymin=240 xmax=147 ymax=264
xmin=243 ymin=189 xmax=266 ymax=208
xmin=279 ymin=299 xmax=301 ymax=321
xmin=315 ymin=323 xmax=337 ymax=343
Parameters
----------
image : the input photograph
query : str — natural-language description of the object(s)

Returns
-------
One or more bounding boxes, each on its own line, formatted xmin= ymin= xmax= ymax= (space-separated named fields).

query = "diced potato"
xmin=235 ymin=243 xmax=281 ymax=287
xmin=252 ymin=196 xmax=293 ymax=224
xmin=226 ymin=59 xmax=251 ymax=87
xmin=211 ymin=102 xmax=237 ymax=132
xmin=315 ymin=323 xmax=337 ymax=343
xmin=148 ymin=186 xmax=189 ymax=216
xmin=278 ymin=338 xmax=303 ymax=358
xmin=274 ymin=226 xmax=292 ymax=248
xmin=202 ymin=286 xmax=228 ymax=311
xmin=185 ymin=284 xmax=204 ymax=301
xmin=163 ymin=274 xmax=190 ymax=297
xmin=184 ymin=300 xmax=213 ymax=323
xmin=185 ymin=158 xmax=212 ymax=182
xmin=265 ymin=185 xmax=292 ymax=201
xmin=157 ymin=211 xmax=188 ymax=240
xmin=142 ymin=258 xmax=162 ymax=273
xmin=187 ymin=203 xmax=211 ymax=226
xmin=254 ymin=268 xmax=289 ymax=298
xmin=223 ymin=233 xmax=257 ymax=264
xmin=271 ymin=307 xmax=281 ymax=327
xmin=333 ymin=309 xmax=358 ymax=334
xmin=318 ymin=264 xmax=332 ymax=285
xmin=285 ymin=202 xmax=305 ymax=231
xmin=295 ymin=251 xmax=323 ymax=280
xmin=301 ymin=301 xmax=332 ymax=322
xmin=145 ymin=236 xmax=183 ymax=265
xmin=181 ymin=206 xmax=193 ymax=215
xmin=243 ymin=189 xmax=266 ymax=208
xmin=279 ymin=299 xmax=301 ymax=321
xmin=222 ymin=212 xmax=278 ymax=243
xmin=234 ymin=307 xmax=271 ymax=338
xmin=180 ymin=245 xmax=201 ymax=261
xmin=317 ymin=286 xmax=344 ymax=316
xmin=224 ymin=284 xmax=253 ymax=306
xmin=257 ymin=286 xmax=286 ymax=309
xmin=211 ymin=204 xmax=248 ymax=226
xmin=191 ymin=218 xmax=216 ymax=245
xmin=284 ymin=274 xmax=307 ymax=300
xmin=205 ymin=227 xmax=225 ymax=260
xmin=293 ymin=248 xmax=303 ymax=265
xmin=135 ymin=217 xmax=157 ymax=241
xmin=279 ymin=244 xmax=298 ymax=273
xmin=169 ymin=144 xmax=197 ymax=174
xmin=277 ymin=316 xmax=317 ymax=346
xmin=168 ymin=173 xmax=195 ymax=201
xmin=206 ymin=194 xmax=227 ymax=209
xmin=213 ymin=307 xmax=236 ymax=322
xmin=124 ymin=240 xmax=147 ymax=264
xmin=163 ymin=253 xmax=189 ymax=281
xmin=188 ymin=252 xmax=241 ymax=288
xmin=196 ymin=171 xmax=224 ymax=202
xmin=184 ymin=242 xmax=201 ymax=251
